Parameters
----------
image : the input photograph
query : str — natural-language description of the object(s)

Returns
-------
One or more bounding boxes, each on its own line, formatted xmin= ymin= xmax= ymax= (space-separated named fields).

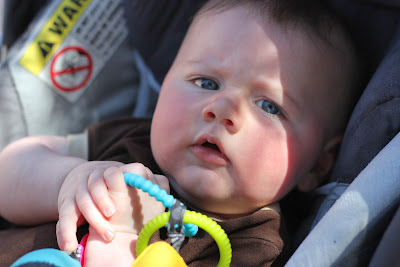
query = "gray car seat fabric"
xmin=369 ymin=202 xmax=400 ymax=267
xmin=314 ymin=0 xmax=400 ymax=226
xmin=1 ymin=0 xmax=51 ymax=50
xmin=0 ymin=0 xmax=4 ymax=62
xmin=328 ymin=0 xmax=400 ymax=77
xmin=328 ymin=0 xmax=400 ymax=185
xmin=288 ymin=0 xmax=400 ymax=265
xmin=286 ymin=133 xmax=400 ymax=267
xmin=123 ymin=0 xmax=206 ymax=84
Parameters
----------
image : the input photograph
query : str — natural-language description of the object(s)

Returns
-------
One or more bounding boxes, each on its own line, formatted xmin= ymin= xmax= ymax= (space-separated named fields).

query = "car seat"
xmin=286 ymin=0 xmax=400 ymax=265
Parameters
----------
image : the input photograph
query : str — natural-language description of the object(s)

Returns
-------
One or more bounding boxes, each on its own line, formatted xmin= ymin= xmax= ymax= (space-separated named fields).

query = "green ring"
xmin=136 ymin=210 xmax=232 ymax=267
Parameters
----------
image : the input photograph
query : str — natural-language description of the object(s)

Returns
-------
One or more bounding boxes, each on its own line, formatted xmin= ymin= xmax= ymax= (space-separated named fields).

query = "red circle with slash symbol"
xmin=50 ymin=46 xmax=93 ymax=92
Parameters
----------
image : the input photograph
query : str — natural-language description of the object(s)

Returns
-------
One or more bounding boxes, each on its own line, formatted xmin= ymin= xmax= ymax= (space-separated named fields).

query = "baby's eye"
xmin=256 ymin=100 xmax=281 ymax=115
xmin=194 ymin=78 xmax=219 ymax=90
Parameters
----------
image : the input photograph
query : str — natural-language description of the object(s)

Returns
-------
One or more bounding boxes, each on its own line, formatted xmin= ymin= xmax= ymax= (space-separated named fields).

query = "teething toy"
xmin=124 ymin=173 xmax=232 ymax=267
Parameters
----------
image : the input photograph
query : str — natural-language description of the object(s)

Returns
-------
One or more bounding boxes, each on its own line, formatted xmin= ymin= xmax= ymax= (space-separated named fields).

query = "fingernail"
xmin=104 ymin=230 xmax=114 ymax=241
xmin=105 ymin=206 xmax=115 ymax=217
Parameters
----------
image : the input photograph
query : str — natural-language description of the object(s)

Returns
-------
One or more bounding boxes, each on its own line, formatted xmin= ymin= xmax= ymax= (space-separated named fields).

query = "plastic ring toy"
xmin=136 ymin=210 xmax=232 ymax=267
xmin=124 ymin=173 xmax=232 ymax=267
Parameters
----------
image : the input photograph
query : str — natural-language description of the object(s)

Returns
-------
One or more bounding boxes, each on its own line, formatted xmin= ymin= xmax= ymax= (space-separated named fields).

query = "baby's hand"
xmin=83 ymin=164 xmax=169 ymax=266
xmin=57 ymin=161 xmax=124 ymax=252
xmin=56 ymin=161 xmax=169 ymax=253
xmin=102 ymin=163 xmax=169 ymax=234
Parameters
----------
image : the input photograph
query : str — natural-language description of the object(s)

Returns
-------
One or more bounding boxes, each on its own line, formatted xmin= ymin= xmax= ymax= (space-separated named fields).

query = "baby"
xmin=0 ymin=0 xmax=360 ymax=266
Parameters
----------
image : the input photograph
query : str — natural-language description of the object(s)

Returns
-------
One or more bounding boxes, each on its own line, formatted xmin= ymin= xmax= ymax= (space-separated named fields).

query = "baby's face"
xmin=151 ymin=6 xmax=340 ymax=216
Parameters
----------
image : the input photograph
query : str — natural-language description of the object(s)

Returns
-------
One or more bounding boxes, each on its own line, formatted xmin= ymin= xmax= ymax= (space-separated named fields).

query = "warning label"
xmin=16 ymin=0 xmax=128 ymax=102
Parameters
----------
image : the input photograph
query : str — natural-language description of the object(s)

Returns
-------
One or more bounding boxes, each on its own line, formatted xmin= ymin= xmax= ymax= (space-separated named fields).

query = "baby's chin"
xmin=167 ymin=176 xmax=266 ymax=219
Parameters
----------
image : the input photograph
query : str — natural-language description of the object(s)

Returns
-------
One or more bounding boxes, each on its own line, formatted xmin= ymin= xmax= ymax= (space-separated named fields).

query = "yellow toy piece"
xmin=132 ymin=241 xmax=188 ymax=267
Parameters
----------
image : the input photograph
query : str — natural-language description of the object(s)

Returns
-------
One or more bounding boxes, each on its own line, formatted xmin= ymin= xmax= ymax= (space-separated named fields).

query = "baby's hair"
xmin=196 ymin=0 xmax=346 ymax=48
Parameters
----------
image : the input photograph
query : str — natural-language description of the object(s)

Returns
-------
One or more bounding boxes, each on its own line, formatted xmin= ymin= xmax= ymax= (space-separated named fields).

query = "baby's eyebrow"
xmin=184 ymin=58 xmax=231 ymax=78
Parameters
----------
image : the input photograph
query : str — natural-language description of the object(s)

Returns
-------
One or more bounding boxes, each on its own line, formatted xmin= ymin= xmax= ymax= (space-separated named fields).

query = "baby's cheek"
xmin=242 ymin=147 xmax=291 ymax=201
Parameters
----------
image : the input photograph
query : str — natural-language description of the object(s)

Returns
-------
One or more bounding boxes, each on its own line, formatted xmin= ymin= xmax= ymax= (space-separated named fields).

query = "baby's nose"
xmin=201 ymin=92 xmax=243 ymax=133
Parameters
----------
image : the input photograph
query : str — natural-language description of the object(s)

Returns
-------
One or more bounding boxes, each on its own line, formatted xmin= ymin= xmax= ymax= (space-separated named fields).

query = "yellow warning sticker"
xmin=19 ymin=0 xmax=91 ymax=75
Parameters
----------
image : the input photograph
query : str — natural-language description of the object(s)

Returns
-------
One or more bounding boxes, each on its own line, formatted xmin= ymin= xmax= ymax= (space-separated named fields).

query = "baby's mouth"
xmin=201 ymin=141 xmax=221 ymax=152
xmin=191 ymin=139 xmax=229 ymax=166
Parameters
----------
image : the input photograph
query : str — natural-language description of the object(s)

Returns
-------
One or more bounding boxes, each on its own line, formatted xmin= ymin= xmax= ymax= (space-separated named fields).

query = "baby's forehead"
xmin=189 ymin=6 xmax=347 ymax=84
xmin=195 ymin=7 xmax=331 ymax=54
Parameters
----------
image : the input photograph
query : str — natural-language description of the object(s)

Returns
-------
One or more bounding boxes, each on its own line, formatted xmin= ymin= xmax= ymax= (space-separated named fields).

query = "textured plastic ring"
xmin=136 ymin=210 xmax=232 ymax=267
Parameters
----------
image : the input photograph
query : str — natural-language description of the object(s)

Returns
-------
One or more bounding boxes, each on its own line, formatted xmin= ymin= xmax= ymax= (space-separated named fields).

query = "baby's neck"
xmin=183 ymin=200 xmax=280 ymax=222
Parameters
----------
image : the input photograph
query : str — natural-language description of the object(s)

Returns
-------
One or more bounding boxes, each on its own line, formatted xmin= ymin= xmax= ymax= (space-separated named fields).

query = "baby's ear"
xmin=297 ymin=134 xmax=343 ymax=192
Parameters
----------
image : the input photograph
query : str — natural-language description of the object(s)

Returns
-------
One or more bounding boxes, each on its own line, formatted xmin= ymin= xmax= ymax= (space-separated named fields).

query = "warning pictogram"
xmin=50 ymin=46 xmax=93 ymax=92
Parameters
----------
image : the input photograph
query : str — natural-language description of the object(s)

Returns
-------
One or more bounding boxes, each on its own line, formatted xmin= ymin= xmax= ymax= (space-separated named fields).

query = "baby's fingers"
xmin=56 ymin=200 xmax=79 ymax=252
xmin=76 ymin=176 xmax=115 ymax=242
xmin=88 ymin=170 xmax=116 ymax=218
xmin=103 ymin=166 xmax=129 ymax=193
xmin=119 ymin=163 xmax=158 ymax=186
xmin=155 ymin=174 xmax=170 ymax=193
